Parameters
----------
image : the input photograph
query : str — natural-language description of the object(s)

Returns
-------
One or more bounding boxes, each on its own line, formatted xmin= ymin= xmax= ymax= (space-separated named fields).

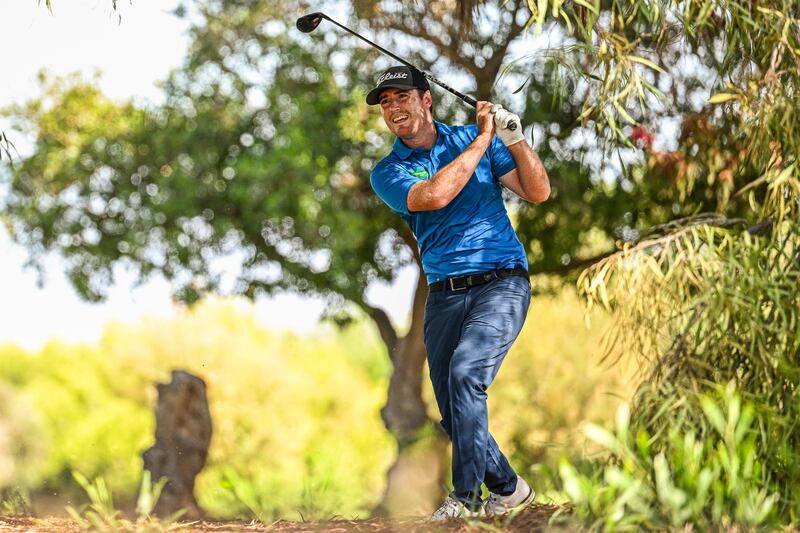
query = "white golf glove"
xmin=491 ymin=104 xmax=525 ymax=147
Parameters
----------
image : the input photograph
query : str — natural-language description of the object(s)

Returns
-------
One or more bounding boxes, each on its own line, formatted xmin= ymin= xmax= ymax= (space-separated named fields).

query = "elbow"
xmin=533 ymin=184 xmax=551 ymax=203
xmin=429 ymin=195 xmax=452 ymax=210
xmin=526 ymin=182 xmax=550 ymax=203
xmin=408 ymin=191 xmax=452 ymax=212
xmin=420 ymin=196 xmax=451 ymax=211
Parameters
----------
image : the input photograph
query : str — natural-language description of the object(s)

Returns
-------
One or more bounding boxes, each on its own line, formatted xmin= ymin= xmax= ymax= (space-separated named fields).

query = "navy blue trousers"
xmin=423 ymin=274 xmax=531 ymax=506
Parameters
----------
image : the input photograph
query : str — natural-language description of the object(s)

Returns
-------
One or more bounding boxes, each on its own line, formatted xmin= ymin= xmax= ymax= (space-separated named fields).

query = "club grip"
xmin=465 ymin=95 xmax=517 ymax=129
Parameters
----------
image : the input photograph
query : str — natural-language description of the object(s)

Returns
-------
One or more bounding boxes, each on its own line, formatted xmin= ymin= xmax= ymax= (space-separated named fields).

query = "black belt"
xmin=428 ymin=266 xmax=529 ymax=293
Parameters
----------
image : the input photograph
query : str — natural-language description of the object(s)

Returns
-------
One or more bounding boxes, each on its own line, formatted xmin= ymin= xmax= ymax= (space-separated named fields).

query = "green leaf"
xmin=629 ymin=55 xmax=666 ymax=74
xmin=572 ymin=0 xmax=598 ymax=14
xmin=734 ymin=405 xmax=755 ymax=444
xmin=612 ymin=98 xmax=637 ymax=125
xmin=513 ymin=77 xmax=530 ymax=95
xmin=772 ymin=164 xmax=795 ymax=186
xmin=583 ymin=422 xmax=621 ymax=453
xmin=700 ymin=396 xmax=726 ymax=436
xmin=708 ymin=92 xmax=738 ymax=104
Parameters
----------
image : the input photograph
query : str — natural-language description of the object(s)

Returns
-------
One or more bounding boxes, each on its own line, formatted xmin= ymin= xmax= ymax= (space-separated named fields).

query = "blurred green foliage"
xmin=574 ymin=215 xmax=800 ymax=528
xmin=0 ymin=290 xmax=629 ymax=519
xmin=559 ymin=383 xmax=784 ymax=531
xmin=0 ymin=299 xmax=394 ymax=519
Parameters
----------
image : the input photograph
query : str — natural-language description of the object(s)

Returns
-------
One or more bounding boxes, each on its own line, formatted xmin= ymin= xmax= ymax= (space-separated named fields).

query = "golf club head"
xmin=296 ymin=12 xmax=325 ymax=33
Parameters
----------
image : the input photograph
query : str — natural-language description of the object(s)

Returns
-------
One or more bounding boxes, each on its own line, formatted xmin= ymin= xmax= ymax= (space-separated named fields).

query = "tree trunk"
xmin=372 ymin=427 xmax=450 ymax=518
xmin=370 ymin=244 xmax=449 ymax=517
xmin=379 ymin=262 xmax=429 ymax=440
xmin=142 ymin=370 xmax=212 ymax=519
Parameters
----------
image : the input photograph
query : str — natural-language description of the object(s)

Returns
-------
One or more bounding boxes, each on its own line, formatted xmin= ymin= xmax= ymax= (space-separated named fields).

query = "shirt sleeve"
xmin=370 ymin=161 xmax=417 ymax=216
xmin=489 ymin=134 xmax=517 ymax=180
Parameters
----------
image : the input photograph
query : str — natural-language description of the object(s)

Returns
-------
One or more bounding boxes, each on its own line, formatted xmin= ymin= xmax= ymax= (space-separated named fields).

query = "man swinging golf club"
xmin=367 ymin=65 xmax=550 ymax=520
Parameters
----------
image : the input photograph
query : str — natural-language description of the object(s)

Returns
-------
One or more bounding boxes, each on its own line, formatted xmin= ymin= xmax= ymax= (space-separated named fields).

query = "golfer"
xmin=367 ymin=65 xmax=550 ymax=520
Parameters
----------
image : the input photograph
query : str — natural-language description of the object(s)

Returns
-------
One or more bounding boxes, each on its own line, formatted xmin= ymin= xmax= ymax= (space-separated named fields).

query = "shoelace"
xmin=434 ymin=497 xmax=466 ymax=518
xmin=434 ymin=498 xmax=457 ymax=515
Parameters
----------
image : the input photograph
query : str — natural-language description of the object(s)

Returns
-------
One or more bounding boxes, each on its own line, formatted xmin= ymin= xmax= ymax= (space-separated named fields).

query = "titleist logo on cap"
xmin=377 ymin=71 xmax=409 ymax=84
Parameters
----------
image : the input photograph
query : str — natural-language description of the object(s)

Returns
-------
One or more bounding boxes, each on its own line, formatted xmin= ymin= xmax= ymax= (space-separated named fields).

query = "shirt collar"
xmin=392 ymin=121 xmax=453 ymax=160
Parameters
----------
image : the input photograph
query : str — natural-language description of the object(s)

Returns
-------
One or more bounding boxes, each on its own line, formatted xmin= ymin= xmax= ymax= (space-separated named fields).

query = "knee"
xmin=449 ymin=363 xmax=486 ymax=395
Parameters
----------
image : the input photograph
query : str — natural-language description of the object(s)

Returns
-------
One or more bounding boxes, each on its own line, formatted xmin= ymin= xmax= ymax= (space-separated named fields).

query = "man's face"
xmin=378 ymin=88 xmax=432 ymax=138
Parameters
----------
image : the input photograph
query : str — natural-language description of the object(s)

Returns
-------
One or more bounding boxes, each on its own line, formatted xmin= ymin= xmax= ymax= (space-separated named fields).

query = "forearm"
xmin=508 ymin=141 xmax=550 ymax=202
xmin=407 ymin=133 xmax=492 ymax=211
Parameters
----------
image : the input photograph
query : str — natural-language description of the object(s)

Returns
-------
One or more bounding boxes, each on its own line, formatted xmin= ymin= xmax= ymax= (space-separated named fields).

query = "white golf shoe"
xmin=484 ymin=476 xmax=535 ymax=517
xmin=430 ymin=494 xmax=484 ymax=521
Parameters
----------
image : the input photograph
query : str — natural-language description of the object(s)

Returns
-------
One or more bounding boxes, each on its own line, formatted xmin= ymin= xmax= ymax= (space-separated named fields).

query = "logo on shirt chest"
xmin=409 ymin=168 xmax=430 ymax=180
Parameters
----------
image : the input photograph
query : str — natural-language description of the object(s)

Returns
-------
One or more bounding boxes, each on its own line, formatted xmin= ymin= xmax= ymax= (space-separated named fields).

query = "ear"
xmin=423 ymin=90 xmax=432 ymax=111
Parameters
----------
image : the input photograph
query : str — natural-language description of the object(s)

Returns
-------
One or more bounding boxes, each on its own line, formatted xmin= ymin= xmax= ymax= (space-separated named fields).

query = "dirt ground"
xmin=0 ymin=504 xmax=567 ymax=532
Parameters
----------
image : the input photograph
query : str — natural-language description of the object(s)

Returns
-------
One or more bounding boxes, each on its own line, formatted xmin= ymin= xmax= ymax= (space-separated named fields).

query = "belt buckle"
xmin=448 ymin=277 xmax=467 ymax=292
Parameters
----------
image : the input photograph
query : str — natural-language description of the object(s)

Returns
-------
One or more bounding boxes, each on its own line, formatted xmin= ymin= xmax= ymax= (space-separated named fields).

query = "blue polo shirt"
xmin=370 ymin=121 xmax=528 ymax=284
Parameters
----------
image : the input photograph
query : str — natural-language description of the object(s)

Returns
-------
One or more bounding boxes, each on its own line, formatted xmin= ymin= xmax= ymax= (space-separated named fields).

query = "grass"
xmin=64 ymin=471 xmax=188 ymax=532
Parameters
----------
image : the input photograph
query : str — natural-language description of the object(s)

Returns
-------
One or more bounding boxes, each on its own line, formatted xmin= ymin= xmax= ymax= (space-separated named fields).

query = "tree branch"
xmin=538 ymin=215 xmax=765 ymax=276
xmin=365 ymin=304 xmax=399 ymax=361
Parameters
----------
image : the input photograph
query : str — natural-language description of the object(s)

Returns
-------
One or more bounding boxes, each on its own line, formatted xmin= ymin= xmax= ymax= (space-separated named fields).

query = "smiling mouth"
xmin=392 ymin=114 xmax=409 ymax=125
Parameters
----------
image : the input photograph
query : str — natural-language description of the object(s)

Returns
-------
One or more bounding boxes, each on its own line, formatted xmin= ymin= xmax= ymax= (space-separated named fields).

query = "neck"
xmin=400 ymin=120 xmax=437 ymax=150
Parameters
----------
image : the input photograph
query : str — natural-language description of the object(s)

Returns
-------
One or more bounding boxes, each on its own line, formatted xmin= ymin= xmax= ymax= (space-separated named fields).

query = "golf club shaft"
xmin=319 ymin=14 xmax=478 ymax=108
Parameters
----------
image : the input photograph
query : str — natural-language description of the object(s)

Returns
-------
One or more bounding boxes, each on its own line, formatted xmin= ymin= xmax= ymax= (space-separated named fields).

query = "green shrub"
xmin=574 ymin=167 xmax=800 ymax=527
xmin=559 ymin=382 xmax=780 ymax=531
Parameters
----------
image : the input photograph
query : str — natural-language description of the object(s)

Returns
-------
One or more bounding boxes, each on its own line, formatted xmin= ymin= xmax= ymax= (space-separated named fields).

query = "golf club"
xmin=296 ymin=11 xmax=518 ymax=131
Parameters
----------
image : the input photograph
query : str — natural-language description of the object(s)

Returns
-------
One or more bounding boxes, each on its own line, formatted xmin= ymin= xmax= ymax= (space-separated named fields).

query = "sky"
xmin=0 ymin=0 xmax=416 ymax=350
